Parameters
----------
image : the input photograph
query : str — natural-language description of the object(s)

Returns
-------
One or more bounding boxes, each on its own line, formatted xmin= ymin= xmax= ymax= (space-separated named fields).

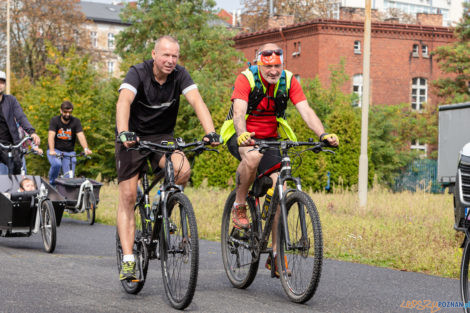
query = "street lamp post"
xmin=358 ymin=0 xmax=371 ymax=208
xmin=6 ymin=0 xmax=11 ymax=94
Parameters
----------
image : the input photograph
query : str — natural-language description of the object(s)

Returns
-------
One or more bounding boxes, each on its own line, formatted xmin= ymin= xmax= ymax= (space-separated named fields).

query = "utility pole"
xmin=358 ymin=0 xmax=371 ymax=208
xmin=6 ymin=0 xmax=11 ymax=94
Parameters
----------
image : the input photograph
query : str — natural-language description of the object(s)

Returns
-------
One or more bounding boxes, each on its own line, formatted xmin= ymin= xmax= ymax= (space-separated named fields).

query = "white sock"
xmin=233 ymin=202 xmax=245 ymax=208
xmin=123 ymin=254 xmax=135 ymax=262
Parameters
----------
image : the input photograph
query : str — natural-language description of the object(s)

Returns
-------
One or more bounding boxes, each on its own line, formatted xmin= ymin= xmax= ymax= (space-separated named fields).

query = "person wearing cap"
xmin=220 ymin=43 xmax=339 ymax=277
xmin=0 ymin=71 xmax=40 ymax=174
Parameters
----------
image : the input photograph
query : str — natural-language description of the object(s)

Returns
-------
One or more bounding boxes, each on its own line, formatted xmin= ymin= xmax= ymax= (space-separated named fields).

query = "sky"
xmin=83 ymin=0 xmax=244 ymax=12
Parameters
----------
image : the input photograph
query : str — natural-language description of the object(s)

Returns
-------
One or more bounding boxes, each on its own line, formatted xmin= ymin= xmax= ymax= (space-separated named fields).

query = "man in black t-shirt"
xmin=0 ymin=70 xmax=40 ymax=174
xmin=47 ymin=101 xmax=92 ymax=185
xmin=115 ymin=35 xmax=220 ymax=281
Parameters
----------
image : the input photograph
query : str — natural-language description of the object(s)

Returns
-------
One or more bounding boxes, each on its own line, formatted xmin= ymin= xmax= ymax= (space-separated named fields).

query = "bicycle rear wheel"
xmin=461 ymin=235 xmax=470 ymax=313
xmin=40 ymin=200 xmax=57 ymax=253
xmin=277 ymin=191 xmax=322 ymax=303
xmin=160 ymin=192 xmax=198 ymax=310
xmin=116 ymin=204 xmax=149 ymax=294
xmin=221 ymin=189 xmax=259 ymax=289
xmin=84 ymin=190 xmax=96 ymax=225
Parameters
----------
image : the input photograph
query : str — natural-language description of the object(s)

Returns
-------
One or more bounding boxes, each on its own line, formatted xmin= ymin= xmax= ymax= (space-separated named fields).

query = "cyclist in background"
xmin=116 ymin=35 xmax=220 ymax=281
xmin=220 ymin=42 xmax=338 ymax=277
xmin=47 ymin=101 xmax=92 ymax=185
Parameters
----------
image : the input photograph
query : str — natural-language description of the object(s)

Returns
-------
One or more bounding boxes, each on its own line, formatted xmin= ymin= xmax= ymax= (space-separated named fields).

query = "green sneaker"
xmin=119 ymin=261 xmax=136 ymax=281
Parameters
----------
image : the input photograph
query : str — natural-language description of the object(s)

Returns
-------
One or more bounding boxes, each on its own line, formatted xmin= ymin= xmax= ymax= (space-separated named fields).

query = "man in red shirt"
xmin=226 ymin=42 xmax=338 ymax=276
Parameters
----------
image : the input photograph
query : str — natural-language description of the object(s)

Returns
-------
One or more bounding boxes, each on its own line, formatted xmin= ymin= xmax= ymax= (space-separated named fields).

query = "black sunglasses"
xmin=259 ymin=49 xmax=283 ymax=57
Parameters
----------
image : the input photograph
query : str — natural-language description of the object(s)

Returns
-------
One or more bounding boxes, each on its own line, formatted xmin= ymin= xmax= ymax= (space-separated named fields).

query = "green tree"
xmin=14 ymin=45 xmax=118 ymax=179
xmin=433 ymin=2 xmax=470 ymax=103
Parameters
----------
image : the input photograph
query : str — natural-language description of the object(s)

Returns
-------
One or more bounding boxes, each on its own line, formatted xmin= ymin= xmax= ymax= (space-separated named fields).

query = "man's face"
xmin=259 ymin=63 xmax=283 ymax=85
xmin=61 ymin=108 xmax=73 ymax=121
xmin=0 ymin=79 xmax=5 ymax=95
xmin=152 ymin=39 xmax=179 ymax=76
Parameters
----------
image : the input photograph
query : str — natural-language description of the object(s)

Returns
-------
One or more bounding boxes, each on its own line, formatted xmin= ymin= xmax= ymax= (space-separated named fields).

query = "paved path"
xmin=0 ymin=219 xmax=462 ymax=312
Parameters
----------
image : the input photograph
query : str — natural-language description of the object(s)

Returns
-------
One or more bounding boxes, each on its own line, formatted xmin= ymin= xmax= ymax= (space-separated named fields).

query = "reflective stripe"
xmin=182 ymin=84 xmax=197 ymax=95
xmin=119 ymin=83 xmax=137 ymax=95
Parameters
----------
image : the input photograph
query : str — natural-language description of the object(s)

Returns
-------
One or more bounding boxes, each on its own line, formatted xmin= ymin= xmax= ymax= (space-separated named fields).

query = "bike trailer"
xmin=0 ymin=175 xmax=54 ymax=235
xmin=41 ymin=179 xmax=67 ymax=226
xmin=55 ymin=177 xmax=103 ymax=204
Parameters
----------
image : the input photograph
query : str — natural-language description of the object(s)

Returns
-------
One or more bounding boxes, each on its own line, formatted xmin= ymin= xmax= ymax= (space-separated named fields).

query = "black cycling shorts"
xmin=226 ymin=135 xmax=281 ymax=175
xmin=115 ymin=133 xmax=174 ymax=183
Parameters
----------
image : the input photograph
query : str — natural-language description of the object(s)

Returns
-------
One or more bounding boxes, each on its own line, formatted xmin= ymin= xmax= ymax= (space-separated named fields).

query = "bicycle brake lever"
xmin=323 ymin=149 xmax=336 ymax=154
xmin=205 ymin=148 xmax=219 ymax=153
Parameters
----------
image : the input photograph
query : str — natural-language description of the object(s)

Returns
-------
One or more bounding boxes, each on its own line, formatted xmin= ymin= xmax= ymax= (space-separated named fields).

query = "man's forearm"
xmin=233 ymin=114 xmax=247 ymax=136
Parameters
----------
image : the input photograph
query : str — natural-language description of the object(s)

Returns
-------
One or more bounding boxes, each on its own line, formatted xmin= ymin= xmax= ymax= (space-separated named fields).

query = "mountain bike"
xmin=221 ymin=139 xmax=334 ymax=303
xmin=116 ymin=138 xmax=217 ymax=310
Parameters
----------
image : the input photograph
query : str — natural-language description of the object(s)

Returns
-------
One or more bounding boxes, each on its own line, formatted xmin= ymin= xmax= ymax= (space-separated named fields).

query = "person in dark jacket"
xmin=0 ymin=71 xmax=40 ymax=174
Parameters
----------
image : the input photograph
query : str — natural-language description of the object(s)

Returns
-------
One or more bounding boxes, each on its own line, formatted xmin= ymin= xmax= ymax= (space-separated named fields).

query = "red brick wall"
xmin=234 ymin=19 xmax=455 ymax=108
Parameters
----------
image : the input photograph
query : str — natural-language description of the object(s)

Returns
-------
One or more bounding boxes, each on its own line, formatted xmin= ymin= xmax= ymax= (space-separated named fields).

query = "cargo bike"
xmin=0 ymin=137 xmax=66 ymax=253
xmin=53 ymin=153 xmax=103 ymax=225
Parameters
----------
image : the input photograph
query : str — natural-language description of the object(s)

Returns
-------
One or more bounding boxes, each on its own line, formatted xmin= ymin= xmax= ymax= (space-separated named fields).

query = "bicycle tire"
xmin=461 ymin=236 xmax=470 ymax=313
xmin=116 ymin=204 xmax=149 ymax=295
xmin=85 ymin=190 xmax=96 ymax=225
xmin=221 ymin=189 xmax=259 ymax=289
xmin=40 ymin=200 xmax=57 ymax=253
xmin=277 ymin=191 xmax=322 ymax=303
xmin=160 ymin=192 xmax=199 ymax=310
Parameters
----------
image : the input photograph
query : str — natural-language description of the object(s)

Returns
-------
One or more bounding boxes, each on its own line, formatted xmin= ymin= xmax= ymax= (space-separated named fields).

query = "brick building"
xmin=233 ymin=15 xmax=455 ymax=110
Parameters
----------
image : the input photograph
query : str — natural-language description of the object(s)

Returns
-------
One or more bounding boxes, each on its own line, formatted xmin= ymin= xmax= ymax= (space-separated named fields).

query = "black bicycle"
xmin=221 ymin=139 xmax=334 ymax=303
xmin=116 ymin=138 xmax=217 ymax=310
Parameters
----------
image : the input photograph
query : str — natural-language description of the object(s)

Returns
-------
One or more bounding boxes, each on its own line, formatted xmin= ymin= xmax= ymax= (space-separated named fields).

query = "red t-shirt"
xmin=231 ymin=72 xmax=306 ymax=138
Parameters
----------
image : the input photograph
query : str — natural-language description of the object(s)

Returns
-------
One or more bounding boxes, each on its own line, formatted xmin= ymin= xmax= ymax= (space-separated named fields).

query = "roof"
xmin=79 ymin=1 xmax=130 ymax=25
xmin=217 ymin=9 xmax=232 ymax=24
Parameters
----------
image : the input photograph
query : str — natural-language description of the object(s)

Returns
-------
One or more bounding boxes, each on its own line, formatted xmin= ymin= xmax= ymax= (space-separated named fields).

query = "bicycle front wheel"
xmin=221 ymin=189 xmax=259 ymax=289
xmin=40 ymin=200 xmax=57 ymax=253
xmin=84 ymin=190 xmax=96 ymax=225
xmin=461 ymin=236 xmax=470 ymax=313
xmin=277 ymin=191 xmax=323 ymax=303
xmin=160 ymin=192 xmax=198 ymax=310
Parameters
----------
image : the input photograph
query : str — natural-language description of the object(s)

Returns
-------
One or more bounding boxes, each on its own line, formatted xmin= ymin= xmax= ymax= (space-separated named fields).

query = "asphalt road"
xmin=0 ymin=219 xmax=462 ymax=313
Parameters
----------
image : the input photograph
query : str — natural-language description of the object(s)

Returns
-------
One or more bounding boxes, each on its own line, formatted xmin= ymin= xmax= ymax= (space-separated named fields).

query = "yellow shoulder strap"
xmin=241 ymin=69 xmax=256 ymax=91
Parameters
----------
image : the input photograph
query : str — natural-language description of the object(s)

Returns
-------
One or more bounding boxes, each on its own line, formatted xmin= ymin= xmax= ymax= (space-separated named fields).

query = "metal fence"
xmin=393 ymin=159 xmax=444 ymax=194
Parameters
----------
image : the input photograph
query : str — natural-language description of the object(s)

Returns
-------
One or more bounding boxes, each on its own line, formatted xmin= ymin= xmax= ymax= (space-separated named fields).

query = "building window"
xmin=411 ymin=139 xmax=427 ymax=155
xmin=294 ymin=74 xmax=301 ymax=82
xmin=90 ymin=31 xmax=97 ymax=48
xmin=422 ymin=45 xmax=428 ymax=57
xmin=352 ymin=74 xmax=363 ymax=107
xmin=108 ymin=33 xmax=115 ymax=49
xmin=412 ymin=44 xmax=419 ymax=57
xmin=411 ymin=77 xmax=427 ymax=110
xmin=107 ymin=61 xmax=114 ymax=74
xmin=292 ymin=41 xmax=301 ymax=57
xmin=354 ymin=40 xmax=361 ymax=54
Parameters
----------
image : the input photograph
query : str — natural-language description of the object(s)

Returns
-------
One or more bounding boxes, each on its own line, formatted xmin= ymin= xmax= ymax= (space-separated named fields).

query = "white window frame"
xmin=108 ymin=33 xmax=115 ymax=49
xmin=90 ymin=31 xmax=97 ymax=48
xmin=107 ymin=61 xmax=114 ymax=74
xmin=422 ymin=45 xmax=429 ymax=57
xmin=411 ymin=77 xmax=427 ymax=111
xmin=352 ymin=74 xmax=363 ymax=107
xmin=354 ymin=40 xmax=361 ymax=54
xmin=412 ymin=44 xmax=419 ymax=57
xmin=411 ymin=139 xmax=427 ymax=156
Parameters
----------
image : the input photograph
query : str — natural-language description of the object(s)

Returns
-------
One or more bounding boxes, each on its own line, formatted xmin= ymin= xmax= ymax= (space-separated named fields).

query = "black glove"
xmin=119 ymin=131 xmax=136 ymax=143
xmin=203 ymin=132 xmax=221 ymax=144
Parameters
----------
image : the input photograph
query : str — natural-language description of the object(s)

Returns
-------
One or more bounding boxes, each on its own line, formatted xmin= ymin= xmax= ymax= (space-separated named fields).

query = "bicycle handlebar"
xmin=0 ymin=136 xmax=32 ymax=151
xmin=130 ymin=139 xmax=218 ymax=154
xmin=248 ymin=139 xmax=336 ymax=154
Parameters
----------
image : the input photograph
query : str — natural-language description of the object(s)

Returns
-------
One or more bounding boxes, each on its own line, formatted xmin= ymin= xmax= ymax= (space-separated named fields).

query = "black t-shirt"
xmin=119 ymin=60 xmax=196 ymax=136
xmin=0 ymin=98 xmax=13 ymax=144
xmin=49 ymin=116 xmax=83 ymax=152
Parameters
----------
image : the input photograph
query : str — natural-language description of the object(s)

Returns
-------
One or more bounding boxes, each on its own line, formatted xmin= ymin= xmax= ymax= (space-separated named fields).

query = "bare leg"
xmin=117 ymin=174 xmax=139 ymax=255
xmin=235 ymin=146 xmax=263 ymax=204
xmin=158 ymin=151 xmax=191 ymax=186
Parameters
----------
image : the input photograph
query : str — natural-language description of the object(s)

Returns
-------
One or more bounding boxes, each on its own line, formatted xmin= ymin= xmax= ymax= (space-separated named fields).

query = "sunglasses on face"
xmin=259 ymin=49 xmax=283 ymax=57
